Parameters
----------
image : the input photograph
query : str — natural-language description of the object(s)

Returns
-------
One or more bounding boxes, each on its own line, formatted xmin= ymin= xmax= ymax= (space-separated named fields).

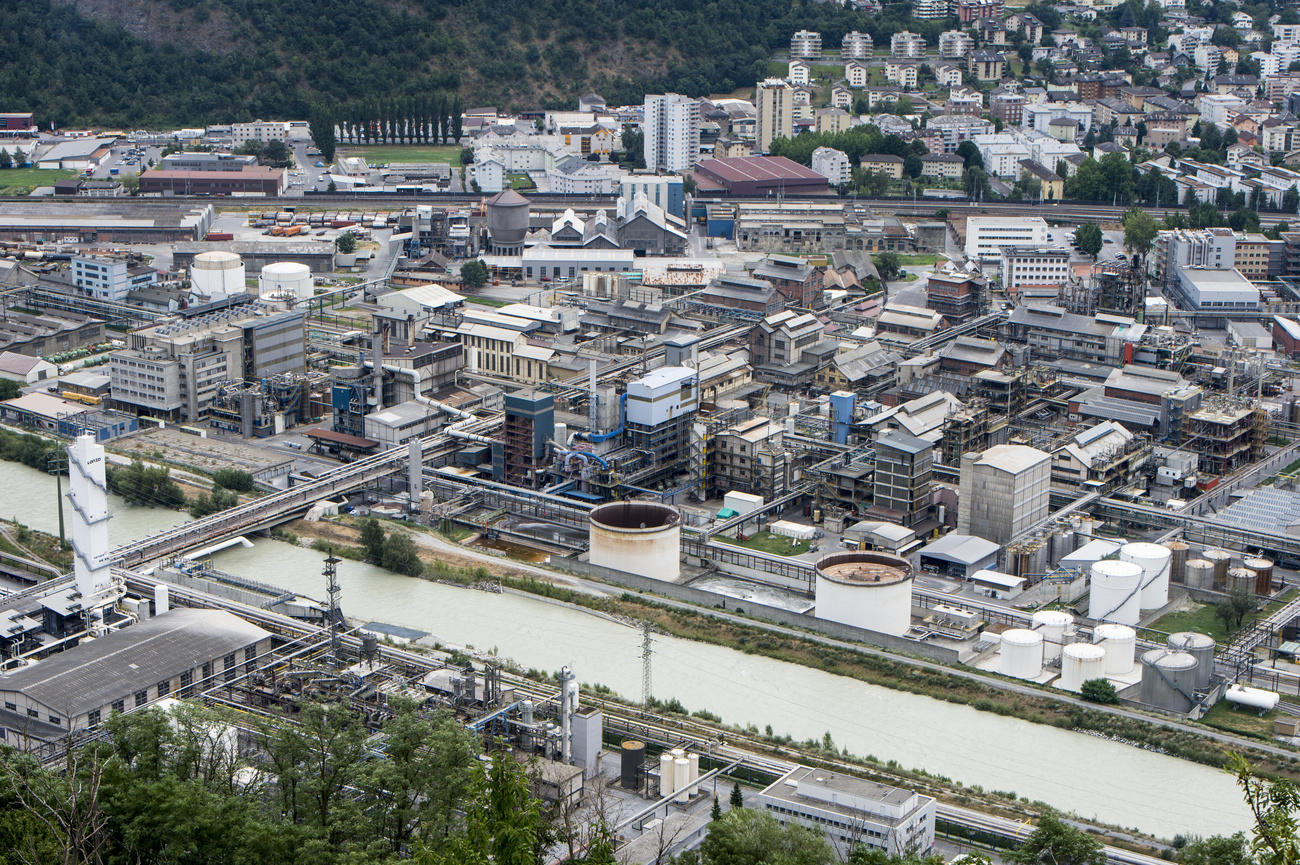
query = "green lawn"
xmin=0 ymin=167 xmax=76 ymax=195
xmin=465 ymin=296 xmax=509 ymax=307
xmin=338 ymin=145 xmax=463 ymax=166
xmin=715 ymin=530 xmax=810 ymax=557
xmin=508 ymin=173 xmax=535 ymax=191
xmin=1148 ymin=603 xmax=1231 ymax=643
xmin=1198 ymin=701 xmax=1279 ymax=740
xmin=893 ymin=253 xmax=944 ymax=266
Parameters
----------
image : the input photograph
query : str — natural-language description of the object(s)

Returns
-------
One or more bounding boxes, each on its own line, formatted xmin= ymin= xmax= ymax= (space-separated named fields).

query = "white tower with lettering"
xmin=67 ymin=433 xmax=112 ymax=605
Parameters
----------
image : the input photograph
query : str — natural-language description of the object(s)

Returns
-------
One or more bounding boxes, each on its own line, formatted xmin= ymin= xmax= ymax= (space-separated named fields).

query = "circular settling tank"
xmin=588 ymin=501 xmax=681 ymax=582
xmin=813 ymin=551 xmax=914 ymax=637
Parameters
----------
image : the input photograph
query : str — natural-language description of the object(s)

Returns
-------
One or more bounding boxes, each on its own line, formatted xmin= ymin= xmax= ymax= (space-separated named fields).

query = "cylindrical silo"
xmin=1203 ymin=549 xmax=1232 ymax=589
xmin=659 ymin=753 xmax=675 ymax=797
xmin=588 ymin=502 xmax=682 ymax=582
xmin=1031 ymin=610 xmax=1073 ymax=662
xmin=1093 ymin=623 xmax=1137 ymax=675
xmin=1061 ymin=643 xmax=1107 ymax=691
xmin=1229 ymin=568 xmax=1255 ymax=596
xmin=1051 ymin=528 xmax=1077 ymax=563
xmin=1185 ymin=558 xmax=1214 ymax=590
xmin=673 ymin=757 xmax=690 ymax=802
xmin=1121 ymin=542 xmax=1172 ymax=611
xmin=620 ymin=740 xmax=645 ymax=790
xmin=485 ymin=189 xmax=531 ymax=254
xmin=1140 ymin=649 xmax=1198 ymax=713
xmin=1167 ymin=631 xmax=1216 ymax=691
xmin=999 ymin=628 xmax=1045 ymax=679
xmin=1089 ymin=559 xmax=1144 ymax=626
xmin=190 ymin=250 xmax=245 ymax=299
xmin=258 ymin=261 xmax=313 ymax=300
xmin=688 ymin=753 xmax=700 ymax=784
xmin=814 ymin=552 xmax=914 ymax=637
xmin=1167 ymin=541 xmax=1189 ymax=584
xmin=1245 ymin=557 xmax=1274 ymax=595
xmin=154 ymin=583 xmax=170 ymax=616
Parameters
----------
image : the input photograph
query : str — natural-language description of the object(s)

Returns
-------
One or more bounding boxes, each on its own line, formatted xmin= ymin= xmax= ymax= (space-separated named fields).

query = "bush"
xmin=212 ymin=468 xmax=255 ymax=492
xmin=107 ymin=460 xmax=185 ymax=509
xmin=1080 ymin=678 xmax=1119 ymax=704
xmin=188 ymin=487 xmax=238 ymax=518
xmin=381 ymin=531 xmax=424 ymax=576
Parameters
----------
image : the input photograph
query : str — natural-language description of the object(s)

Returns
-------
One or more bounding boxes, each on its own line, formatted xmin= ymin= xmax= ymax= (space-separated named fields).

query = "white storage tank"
xmin=190 ymin=250 xmax=245 ymax=300
xmin=1060 ymin=642 xmax=1106 ymax=691
xmin=1121 ymin=542 xmax=1171 ymax=611
xmin=1092 ymin=623 xmax=1136 ymax=675
xmin=1088 ymin=559 xmax=1144 ymax=626
xmin=258 ymin=261 xmax=313 ymax=300
xmin=673 ymin=757 xmax=690 ymax=803
xmin=999 ymin=628 xmax=1044 ymax=679
xmin=1030 ymin=610 xmax=1073 ymax=662
xmin=688 ymin=753 xmax=699 ymax=784
xmin=1225 ymin=684 xmax=1280 ymax=714
xmin=659 ymin=752 xmax=675 ymax=797
xmin=1167 ymin=631 xmax=1216 ymax=691
xmin=813 ymin=551 xmax=914 ymax=637
xmin=588 ymin=502 xmax=681 ymax=582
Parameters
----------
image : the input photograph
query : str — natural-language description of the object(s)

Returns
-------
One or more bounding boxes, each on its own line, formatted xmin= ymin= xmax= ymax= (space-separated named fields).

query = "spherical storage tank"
xmin=258 ymin=261 xmax=312 ymax=300
xmin=485 ymin=189 xmax=531 ymax=254
xmin=1092 ymin=623 xmax=1136 ymax=675
xmin=1120 ymin=542 xmax=1171 ymax=610
xmin=999 ymin=628 xmax=1044 ymax=679
xmin=814 ymin=551 xmax=914 ymax=637
xmin=588 ymin=502 xmax=681 ymax=582
xmin=1167 ymin=631 xmax=1216 ymax=691
xmin=1140 ymin=649 xmax=1198 ymax=713
xmin=1030 ymin=610 xmax=1073 ymax=662
xmin=1088 ymin=559 xmax=1144 ymax=626
xmin=1060 ymin=643 xmax=1106 ymax=691
xmin=190 ymin=250 xmax=245 ymax=300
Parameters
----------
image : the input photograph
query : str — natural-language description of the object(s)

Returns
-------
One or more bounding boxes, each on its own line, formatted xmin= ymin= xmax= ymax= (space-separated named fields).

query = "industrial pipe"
xmin=377 ymin=363 xmax=497 ymax=446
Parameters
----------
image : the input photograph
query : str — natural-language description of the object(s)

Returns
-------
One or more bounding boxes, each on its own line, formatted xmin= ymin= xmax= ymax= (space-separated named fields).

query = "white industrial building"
xmin=964 ymin=217 xmax=1049 ymax=261
xmin=1000 ymin=246 xmax=1071 ymax=291
xmin=1173 ymin=267 xmax=1260 ymax=313
xmin=644 ymin=93 xmax=701 ymax=172
xmin=72 ymin=254 xmax=157 ymax=302
xmin=756 ymin=766 xmax=936 ymax=859
xmin=957 ymin=444 xmax=1051 ymax=544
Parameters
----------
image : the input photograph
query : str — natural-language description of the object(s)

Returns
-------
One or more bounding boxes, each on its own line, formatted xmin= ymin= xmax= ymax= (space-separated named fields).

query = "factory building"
xmin=0 ymin=609 xmax=272 ymax=751
xmin=625 ymin=367 xmax=699 ymax=488
xmin=707 ymin=417 xmax=792 ymax=501
xmin=109 ymin=302 xmax=306 ymax=422
xmin=957 ymin=444 xmax=1051 ymax=544
xmin=756 ymin=766 xmax=935 ymax=859
xmin=869 ymin=431 xmax=934 ymax=529
xmin=0 ymin=203 xmax=214 ymax=243
xmin=501 ymin=389 xmax=556 ymax=489
xmin=71 ymin=254 xmax=157 ymax=302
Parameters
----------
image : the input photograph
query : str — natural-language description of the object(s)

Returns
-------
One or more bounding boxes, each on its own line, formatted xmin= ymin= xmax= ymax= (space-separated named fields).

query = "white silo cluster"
xmin=189 ymin=250 xmax=245 ymax=300
xmin=1088 ymin=559 xmax=1144 ymax=625
xmin=1092 ymin=624 xmax=1136 ymax=676
xmin=999 ymin=629 xmax=1044 ymax=679
xmin=658 ymin=747 xmax=700 ymax=802
xmin=1120 ymin=542 xmax=1171 ymax=610
xmin=258 ymin=261 xmax=313 ymax=301
xmin=1060 ymin=643 xmax=1106 ymax=691
xmin=1031 ymin=610 xmax=1073 ymax=662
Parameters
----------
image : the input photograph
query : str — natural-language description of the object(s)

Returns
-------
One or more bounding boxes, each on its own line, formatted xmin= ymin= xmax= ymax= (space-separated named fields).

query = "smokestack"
xmin=407 ymin=314 xmax=416 ymax=350
xmin=371 ymin=321 xmax=385 ymax=409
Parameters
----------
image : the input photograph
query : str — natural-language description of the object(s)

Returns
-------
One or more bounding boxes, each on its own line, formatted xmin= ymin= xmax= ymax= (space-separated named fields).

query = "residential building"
xmin=643 ymin=93 xmax=702 ymax=172
xmin=814 ymin=108 xmax=853 ymax=135
xmin=861 ymin=153 xmax=904 ymax=179
xmin=925 ymin=114 xmax=995 ymax=151
xmin=934 ymin=63 xmax=963 ymax=87
xmin=811 ymin=147 xmax=852 ymax=187
xmin=920 ymin=152 xmax=965 ymax=178
xmin=891 ymin=31 xmax=926 ymax=58
xmin=957 ymin=444 xmax=1051 ymax=544
xmin=71 ymin=254 xmax=156 ymax=302
xmin=945 ymin=88 xmax=982 ymax=116
xmin=1017 ymin=159 xmax=1064 ymax=199
xmin=912 ymin=0 xmax=949 ymax=17
xmin=756 ymin=766 xmax=935 ymax=860
xmin=791 ymin=30 xmax=823 ymax=59
xmin=841 ymin=30 xmax=874 ymax=59
xmin=230 ymin=119 xmax=291 ymax=145
xmin=968 ymin=50 xmax=1006 ymax=82
xmin=990 ymin=90 xmax=1026 ymax=125
xmin=955 ymin=0 xmax=1003 ymax=21
xmin=846 ymin=61 xmax=871 ymax=88
xmin=884 ymin=59 xmax=919 ymax=88
xmin=972 ymin=133 xmax=1032 ymax=177
xmin=940 ymin=30 xmax=974 ymax=59
xmin=1153 ymin=227 xmax=1237 ymax=288
xmin=756 ymin=80 xmax=795 ymax=154
xmin=1023 ymin=102 xmax=1093 ymax=136
xmin=788 ymin=60 xmax=810 ymax=86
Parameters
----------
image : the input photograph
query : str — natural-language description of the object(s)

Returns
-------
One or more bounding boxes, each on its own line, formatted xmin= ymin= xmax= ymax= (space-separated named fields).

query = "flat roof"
xmin=141 ymin=167 xmax=283 ymax=180
xmin=695 ymin=156 xmax=826 ymax=184
xmin=305 ymin=427 xmax=380 ymax=448
xmin=919 ymin=533 xmax=999 ymax=564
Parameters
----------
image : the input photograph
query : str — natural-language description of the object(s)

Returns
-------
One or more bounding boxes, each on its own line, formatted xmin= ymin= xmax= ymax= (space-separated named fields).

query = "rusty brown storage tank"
xmin=1245 ymin=556 xmax=1274 ymax=595
xmin=588 ymin=501 xmax=681 ymax=581
xmin=1184 ymin=558 xmax=1214 ymax=590
xmin=1167 ymin=541 xmax=1189 ymax=584
xmin=1203 ymin=549 xmax=1232 ymax=588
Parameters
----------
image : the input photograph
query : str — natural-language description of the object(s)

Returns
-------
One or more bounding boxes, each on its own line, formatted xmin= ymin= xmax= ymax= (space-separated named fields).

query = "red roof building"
xmin=139 ymin=166 xmax=285 ymax=196
xmin=692 ymin=156 xmax=831 ymax=196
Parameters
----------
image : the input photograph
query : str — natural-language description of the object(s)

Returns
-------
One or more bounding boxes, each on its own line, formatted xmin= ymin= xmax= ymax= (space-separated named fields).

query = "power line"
xmin=640 ymin=620 xmax=653 ymax=714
